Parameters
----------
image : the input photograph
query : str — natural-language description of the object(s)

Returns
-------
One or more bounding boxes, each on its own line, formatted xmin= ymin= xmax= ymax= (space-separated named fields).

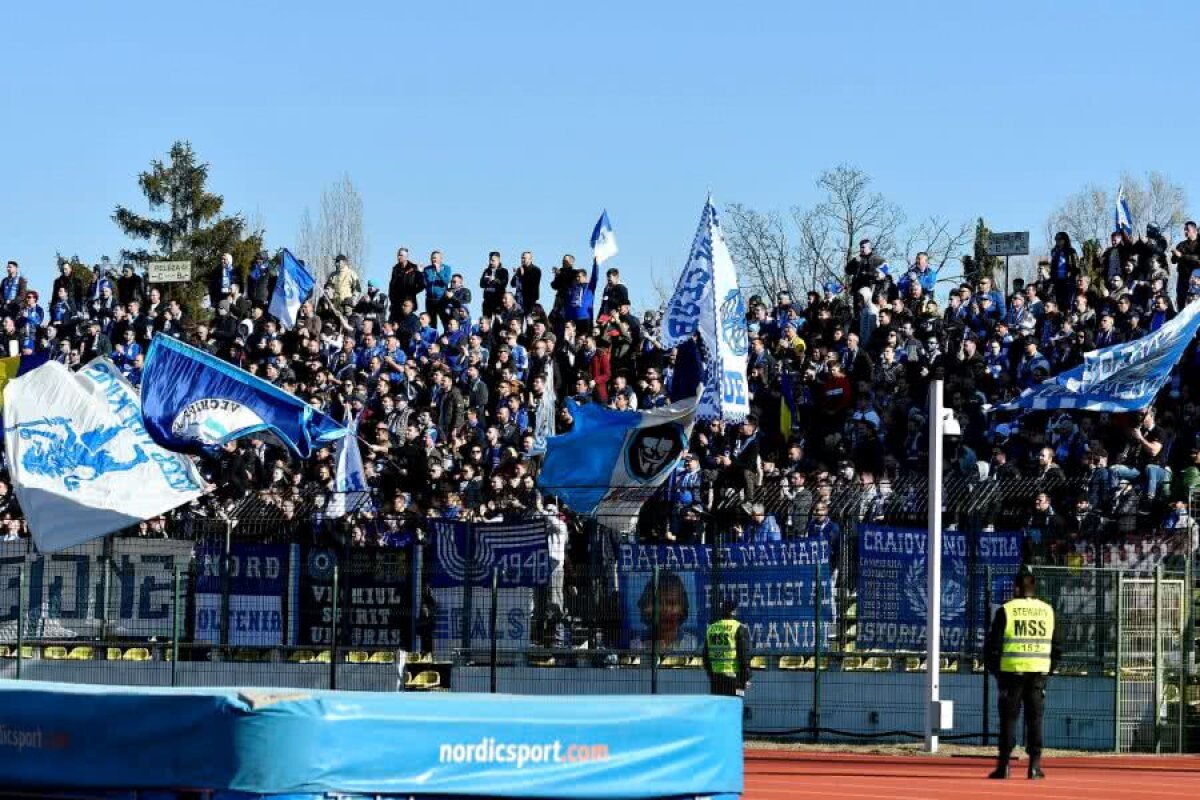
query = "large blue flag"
xmin=141 ymin=335 xmax=345 ymax=457
xmin=268 ymin=249 xmax=314 ymax=329
xmin=538 ymin=393 xmax=698 ymax=516
xmin=999 ymin=299 xmax=1200 ymax=413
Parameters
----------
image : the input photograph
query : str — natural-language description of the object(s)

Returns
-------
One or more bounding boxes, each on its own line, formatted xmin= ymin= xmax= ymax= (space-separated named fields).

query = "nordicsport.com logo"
xmin=0 ymin=724 xmax=70 ymax=751
xmin=439 ymin=737 xmax=610 ymax=769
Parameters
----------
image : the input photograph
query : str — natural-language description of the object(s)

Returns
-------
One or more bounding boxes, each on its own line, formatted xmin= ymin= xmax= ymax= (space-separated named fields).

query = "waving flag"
xmin=538 ymin=393 xmax=699 ymax=516
xmin=327 ymin=415 xmax=372 ymax=518
xmin=583 ymin=210 xmax=618 ymax=320
xmin=661 ymin=195 xmax=750 ymax=421
xmin=999 ymin=298 xmax=1200 ymax=413
xmin=1115 ymin=185 xmax=1133 ymax=237
xmin=4 ymin=359 xmax=206 ymax=552
xmin=268 ymin=249 xmax=314 ymax=329
xmin=141 ymin=335 xmax=345 ymax=457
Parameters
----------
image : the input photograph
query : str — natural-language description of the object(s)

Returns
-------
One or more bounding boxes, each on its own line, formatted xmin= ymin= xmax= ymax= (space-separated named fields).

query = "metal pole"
xmin=15 ymin=566 xmax=25 ymax=680
xmin=330 ymin=561 xmax=339 ymax=691
xmin=652 ymin=568 xmax=662 ymax=695
xmin=1114 ymin=573 xmax=1123 ymax=753
xmin=220 ymin=521 xmax=232 ymax=650
xmin=925 ymin=379 xmax=945 ymax=753
xmin=812 ymin=560 xmax=823 ymax=744
xmin=1153 ymin=565 xmax=1162 ymax=754
xmin=171 ymin=565 xmax=181 ymax=688
xmin=983 ymin=565 xmax=992 ymax=747
xmin=1182 ymin=551 xmax=1193 ymax=753
xmin=461 ymin=522 xmax=475 ymax=659
xmin=489 ymin=568 xmax=499 ymax=694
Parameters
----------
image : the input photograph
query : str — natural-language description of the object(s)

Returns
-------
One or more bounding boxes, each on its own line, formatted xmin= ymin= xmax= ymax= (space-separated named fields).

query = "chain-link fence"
xmin=0 ymin=480 xmax=1195 ymax=751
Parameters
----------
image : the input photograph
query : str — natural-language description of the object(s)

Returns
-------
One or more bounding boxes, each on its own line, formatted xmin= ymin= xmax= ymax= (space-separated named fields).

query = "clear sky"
xmin=3 ymin=1 xmax=1199 ymax=311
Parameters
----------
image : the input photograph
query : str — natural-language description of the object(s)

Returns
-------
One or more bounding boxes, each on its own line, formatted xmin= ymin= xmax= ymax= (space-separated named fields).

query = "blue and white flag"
xmin=583 ymin=210 xmax=617 ymax=320
xmin=538 ymin=393 xmax=700 ymax=516
xmin=141 ymin=335 xmax=346 ymax=457
xmin=327 ymin=415 xmax=373 ymax=518
xmin=661 ymin=195 xmax=750 ymax=421
xmin=1115 ymin=185 xmax=1133 ymax=237
xmin=4 ymin=358 xmax=206 ymax=552
xmin=999 ymin=298 xmax=1200 ymax=413
xmin=268 ymin=249 xmax=314 ymax=330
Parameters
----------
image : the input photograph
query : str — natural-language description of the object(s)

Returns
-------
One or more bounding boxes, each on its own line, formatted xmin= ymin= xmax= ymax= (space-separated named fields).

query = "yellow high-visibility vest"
xmin=706 ymin=619 xmax=742 ymax=677
xmin=1000 ymin=598 xmax=1055 ymax=674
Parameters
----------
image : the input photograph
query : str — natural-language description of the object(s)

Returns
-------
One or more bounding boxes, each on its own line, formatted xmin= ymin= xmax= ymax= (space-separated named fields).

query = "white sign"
xmin=985 ymin=232 xmax=1030 ymax=257
xmin=147 ymin=261 xmax=193 ymax=283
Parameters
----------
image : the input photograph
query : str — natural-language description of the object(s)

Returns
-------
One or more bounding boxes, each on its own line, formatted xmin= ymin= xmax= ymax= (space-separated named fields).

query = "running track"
xmin=745 ymin=750 xmax=1200 ymax=800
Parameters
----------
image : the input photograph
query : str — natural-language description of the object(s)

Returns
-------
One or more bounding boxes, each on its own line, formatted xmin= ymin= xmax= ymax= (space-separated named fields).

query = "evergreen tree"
xmin=113 ymin=141 xmax=264 ymax=318
xmin=961 ymin=217 xmax=1001 ymax=286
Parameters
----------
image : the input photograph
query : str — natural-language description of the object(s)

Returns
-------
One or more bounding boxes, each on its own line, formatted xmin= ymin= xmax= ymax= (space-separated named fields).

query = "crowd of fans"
xmin=0 ymin=224 xmax=1197 ymax=575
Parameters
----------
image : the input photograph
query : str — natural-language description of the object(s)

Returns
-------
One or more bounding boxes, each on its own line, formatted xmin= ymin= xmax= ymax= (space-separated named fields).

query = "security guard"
xmin=702 ymin=599 xmax=752 ymax=698
xmin=985 ymin=565 xmax=1062 ymax=780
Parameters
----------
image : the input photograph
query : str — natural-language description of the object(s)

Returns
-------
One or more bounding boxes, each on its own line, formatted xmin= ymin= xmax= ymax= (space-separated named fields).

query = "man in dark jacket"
xmin=846 ymin=239 xmax=885 ymax=300
xmin=388 ymin=247 xmax=425 ymax=321
xmin=599 ymin=268 xmax=629 ymax=317
xmin=479 ymin=251 xmax=509 ymax=320
xmin=116 ymin=264 xmax=145 ymax=307
xmin=52 ymin=262 xmax=85 ymax=309
xmin=1172 ymin=221 xmax=1200 ymax=308
xmin=511 ymin=250 xmax=542 ymax=313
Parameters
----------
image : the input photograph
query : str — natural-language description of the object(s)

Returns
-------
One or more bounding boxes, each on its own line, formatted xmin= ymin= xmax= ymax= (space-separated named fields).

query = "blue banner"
xmin=617 ymin=541 xmax=835 ymax=653
xmin=1000 ymin=298 xmax=1200 ymax=412
xmin=429 ymin=519 xmax=550 ymax=588
xmin=141 ymin=334 xmax=345 ymax=457
xmin=192 ymin=542 xmax=291 ymax=647
xmin=0 ymin=682 xmax=742 ymax=799
xmin=855 ymin=526 xmax=1023 ymax=651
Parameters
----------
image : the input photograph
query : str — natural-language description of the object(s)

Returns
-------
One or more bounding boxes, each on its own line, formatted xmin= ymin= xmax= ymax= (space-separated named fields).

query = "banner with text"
xmin=617 ymin=541 xmax=836 ymax=653
xmin=428 ymin=519 xmax=549 ymax=589
xmin=0 ymin=539 xmax=194 ymax=640
xmin=192 ymin=542 xmax=293 ymax=647
xmin=298 ymin=544 xmax=414 ymax=648
xmin=855 ymin=526 xmax=1023 ymax=652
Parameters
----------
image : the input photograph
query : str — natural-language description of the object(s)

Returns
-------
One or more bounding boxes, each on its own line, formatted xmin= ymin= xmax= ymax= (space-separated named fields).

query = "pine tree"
xmin=961 ymin=217 xmax=1001 ymax=286
xmin=113 ymin=141 xmax=264 ymax=318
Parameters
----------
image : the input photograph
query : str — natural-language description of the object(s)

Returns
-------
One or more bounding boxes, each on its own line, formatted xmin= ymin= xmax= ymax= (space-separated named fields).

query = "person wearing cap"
xmin=325 ymin=253 xmax=362 ymax=307
xmin=984 ymin=564 xmax=1062 ymax=780
xmin=702 ymin=599 xmax=753 ymax=700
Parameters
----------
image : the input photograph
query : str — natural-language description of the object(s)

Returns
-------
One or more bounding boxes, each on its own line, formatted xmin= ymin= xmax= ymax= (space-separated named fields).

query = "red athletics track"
xmin=745 ymin=750 xmax=1200 ymax=800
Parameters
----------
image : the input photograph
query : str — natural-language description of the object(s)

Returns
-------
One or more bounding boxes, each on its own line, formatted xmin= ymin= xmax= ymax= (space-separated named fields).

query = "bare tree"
xmin=295 ymin=174 xmax=366 ymax=287
xmin=1047 ymin=171 xmax=1188 ymax=249
xmin=726 ymin=165 xmax=972 ymax=300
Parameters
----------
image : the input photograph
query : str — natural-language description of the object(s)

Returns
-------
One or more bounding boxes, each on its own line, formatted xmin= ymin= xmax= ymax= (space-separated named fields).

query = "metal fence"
xmin=0 ymin=478 xmax=1195 ymax=751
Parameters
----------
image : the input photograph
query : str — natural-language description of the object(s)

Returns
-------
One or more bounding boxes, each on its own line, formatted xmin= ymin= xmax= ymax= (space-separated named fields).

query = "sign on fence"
xmin=985 ymin=231 xmax=1030 ymax=257
xmin=298 ymin=545 xmax=414 ymax=648
xmin=0 ymin=539 xmax=194 ymax=640
xmin=193 ymin=542 xmax=292 ymax=647
xmin=617 ymin=541 xmax=836 ymax=653
xmin=428 ymin=519 xmax=549 ymax=588
xmin=855 ymin=526 xmax=1023 ymax=651
xmin=432 ymin=586 xmax=534 ymax=659
xmin=147 ymin=261 xmax=192 ymax=283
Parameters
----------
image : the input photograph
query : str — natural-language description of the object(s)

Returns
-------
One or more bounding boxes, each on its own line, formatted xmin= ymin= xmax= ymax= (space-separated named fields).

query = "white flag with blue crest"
xmin=661 ymin=195 xmax=750 ymax=421
xmin=269 ymin=249 xmax=315 ymax=330
xmin=1115 ymin=185 xmax=1133 ymax=237
xmin=4 ymin=358 xmax=207 ymax=552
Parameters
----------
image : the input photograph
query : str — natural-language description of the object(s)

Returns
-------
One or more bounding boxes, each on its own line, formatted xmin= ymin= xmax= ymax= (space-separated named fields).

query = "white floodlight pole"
xmin=925 ymin=379 xmax=944 ymax=753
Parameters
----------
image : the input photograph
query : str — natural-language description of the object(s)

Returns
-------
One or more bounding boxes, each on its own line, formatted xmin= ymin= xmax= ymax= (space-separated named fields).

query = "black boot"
xmin=1027 ymin=756 xmax=1045 ymax=780
xmin=988 ymin=762 xmax=1010 ymax=779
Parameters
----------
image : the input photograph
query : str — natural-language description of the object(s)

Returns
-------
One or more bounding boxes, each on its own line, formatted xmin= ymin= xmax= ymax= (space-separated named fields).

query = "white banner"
xmin=4 ymin=359 xmax=207 ymax=552
xmin=661 ymin=196 xmax=749 ymax=421
xmin=0 ymin=539 xmax=195 ymax=640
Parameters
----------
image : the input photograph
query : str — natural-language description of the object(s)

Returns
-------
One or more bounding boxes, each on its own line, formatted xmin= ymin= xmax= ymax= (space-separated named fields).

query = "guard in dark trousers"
xmin=702 ymin=600 xmax=752 ymax=701
xmin=985 ymin=565 xmax=1062 ymax=780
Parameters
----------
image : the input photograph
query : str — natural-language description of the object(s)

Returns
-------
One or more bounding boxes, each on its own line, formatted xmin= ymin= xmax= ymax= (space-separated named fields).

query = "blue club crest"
xmin=10 ymin=416 xmax=148 ymax=492
xmin=719 ymin=289 xmax=748 ymax=357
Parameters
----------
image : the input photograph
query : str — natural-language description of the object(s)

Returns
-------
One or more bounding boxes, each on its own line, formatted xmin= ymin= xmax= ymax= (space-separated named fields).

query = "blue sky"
xmin=3 ymin=1 xmax=1199 ymax=311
